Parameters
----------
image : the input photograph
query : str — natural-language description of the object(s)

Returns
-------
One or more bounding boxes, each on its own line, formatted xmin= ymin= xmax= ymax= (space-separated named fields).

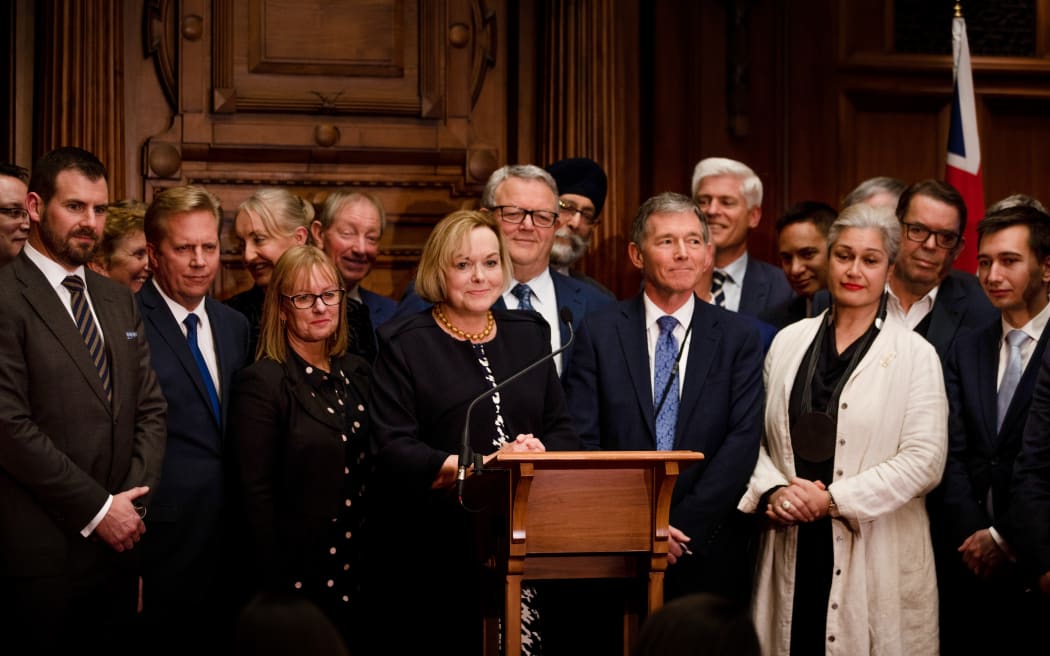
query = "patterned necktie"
xmin=997 ymin=329 xmax=1029 ymax=432
xmin=345 ymin=298 xmax=377 ymax=362
xmin=184 ymin=313 xmax=221 ymax=421
xmin=711 ymin=270 xmax=728 ymax=308
xmin=61 ymin=275 xmax=112 ymax=402
xmin=512 ymin=283 xmax=535 ymax=311
xmin=654 ymin=315 xmax=680 ymax=451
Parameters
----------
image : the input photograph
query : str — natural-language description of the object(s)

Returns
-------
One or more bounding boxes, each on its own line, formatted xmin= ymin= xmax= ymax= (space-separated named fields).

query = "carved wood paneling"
xmin=35 ymin=0 xmax=126 ymax=198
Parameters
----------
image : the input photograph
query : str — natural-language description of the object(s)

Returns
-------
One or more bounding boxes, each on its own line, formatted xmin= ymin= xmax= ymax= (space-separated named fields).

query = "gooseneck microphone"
xmin=457 ymin=307 xmax=575 ymax=504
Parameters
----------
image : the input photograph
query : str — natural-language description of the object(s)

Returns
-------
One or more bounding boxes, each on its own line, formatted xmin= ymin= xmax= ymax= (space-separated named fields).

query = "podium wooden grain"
xmin=478 ymin=451 xmax=703 ymax=655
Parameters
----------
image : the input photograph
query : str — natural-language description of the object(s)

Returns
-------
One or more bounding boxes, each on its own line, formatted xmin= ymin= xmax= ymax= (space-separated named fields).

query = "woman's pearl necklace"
xmin=433 ymin=304 xmax=494 ymax=341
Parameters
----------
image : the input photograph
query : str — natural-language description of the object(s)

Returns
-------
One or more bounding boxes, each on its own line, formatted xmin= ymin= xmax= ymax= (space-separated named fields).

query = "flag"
xmin=946 ymin=12 xmax=984 ymax=273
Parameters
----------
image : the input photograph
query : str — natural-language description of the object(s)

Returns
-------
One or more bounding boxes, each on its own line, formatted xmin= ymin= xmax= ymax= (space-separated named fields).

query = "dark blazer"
xmin=564 ymin=294 xmax=763 ymax=596
xmin=567 ymin=267 xmax=616 ymax=299
xmin=738 ymin=256 xmax=795 ymax=327
xmin=924 ymin=270 xmax=998 ymax=361
xmin=942 ymin=316 xmax=1050 ymax=549
xmin=784 ymin=289 xmax=831 ymax=325
xmin=136 ymin=281 xmax=250 ymax=606
xmin=392 ymin=268 xmax=614 ymax=376
xmin=360 ymin=286 xmax=396 ymax=329
xmin=1012 ymin=346 xmax=1050 ymax=577
xmin=229 ymin=352 xmax=370 ymax=590
xmin=0 ymin=253 xmax=167 ymax=618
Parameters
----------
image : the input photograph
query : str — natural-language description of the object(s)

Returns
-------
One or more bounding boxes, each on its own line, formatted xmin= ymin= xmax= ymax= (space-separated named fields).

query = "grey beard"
xmin=549 ymin=229 xmax=590 ymax=268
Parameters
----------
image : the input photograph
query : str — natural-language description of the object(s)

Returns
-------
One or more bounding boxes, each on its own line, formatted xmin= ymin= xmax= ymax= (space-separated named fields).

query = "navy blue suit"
xmin=137 ymin=281 xmax=251 ymax=641
xmin=738 ymin=257 xmax=795 ymax=327
xmin=393 ymin=268 xmax=614 ymax=377
xmin=564 ymin=294 xmax=764 ymax=600
xmin=360 ymin=286 xmax=396 ymax=328
xmin=923 ymin=270 xmax=998 ymax=361
xmin=1013 ymin=346 xmax=1050 ymax=588
xmin=936 ymin=316 xmax=1049 ymax=653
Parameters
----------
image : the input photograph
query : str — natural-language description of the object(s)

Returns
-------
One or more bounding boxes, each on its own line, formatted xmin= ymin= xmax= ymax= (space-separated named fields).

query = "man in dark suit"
xmin=776 ymin=201 xmax=835 ymax=324
xmin=137 ymin=185 xmax=251 ymax=649
xmin=565 ymin=192 xmax=764 ymax=602
xmin=0 ymin=147 xmax=167 ymax=651
xmin=889 ymin=179 xmax=997 ymax=360
xmin=939 ymin=205 xmax=1050 ymax=652
xmin=546 ymin=156 xmax=615 ymax=297
xmin=395 ymin=164 xmax=614 ymax=377
xmin=691 ymin=157 xmax=794 ymax=327
xmin=311 ymin=190 xmax=395 ymax=362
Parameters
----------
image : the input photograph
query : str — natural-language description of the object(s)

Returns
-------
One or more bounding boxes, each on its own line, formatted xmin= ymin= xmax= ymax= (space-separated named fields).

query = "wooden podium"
xmin=479 ymin=450 xmax=703 ymax=655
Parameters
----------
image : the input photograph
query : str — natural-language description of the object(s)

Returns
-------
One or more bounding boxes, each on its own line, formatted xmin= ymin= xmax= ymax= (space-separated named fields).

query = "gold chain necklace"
xmin=433 ymin=304 xmax=494 ymax=341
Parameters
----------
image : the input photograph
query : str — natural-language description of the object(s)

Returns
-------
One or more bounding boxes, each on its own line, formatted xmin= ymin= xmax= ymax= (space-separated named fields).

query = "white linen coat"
xmin=738 ymin=314 xmax=947 ymax=656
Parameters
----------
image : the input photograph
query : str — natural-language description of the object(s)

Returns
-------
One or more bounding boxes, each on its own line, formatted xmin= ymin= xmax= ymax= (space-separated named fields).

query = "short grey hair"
xmin=828 ymin=203 xmax=901 ymax=264
xmin=481 ymin=164 xmax=559 ymax=208
xmin=987 ymin=193 xmax=1047 ymax=215
xmin=630 ymin=192 xmax=709 ymax=246
xmin=316 ymin=190 xmax=386 ymax=235
xmin=841 ymin=176 xmax=906 ymax=209
xmin=690 ymin=157 xmax=762 ymax=209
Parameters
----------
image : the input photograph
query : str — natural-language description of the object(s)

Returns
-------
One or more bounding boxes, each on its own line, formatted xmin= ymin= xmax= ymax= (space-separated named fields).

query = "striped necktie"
xmin=62 ymin=275 xmax=112 ymax=402
xmin=512 ymin=283 xmax=535 ymax=311
xmin=711 ymin=271 xmax=728 ymax=307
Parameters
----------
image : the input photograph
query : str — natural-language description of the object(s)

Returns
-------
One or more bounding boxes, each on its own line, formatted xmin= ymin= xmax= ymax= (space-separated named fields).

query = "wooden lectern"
xmin=479 ymin=450 xmax=703 ymax=655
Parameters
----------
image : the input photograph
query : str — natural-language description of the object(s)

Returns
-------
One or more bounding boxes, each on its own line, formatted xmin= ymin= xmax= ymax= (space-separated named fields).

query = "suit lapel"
xmin=925 ymin=275 xmax=964 ymax=356
xmin=618 ymin=297 xmax=657 ymax=446
xmin=16 ymin=257 xmax=112 ymax=411
xmin=977 ymin=324 xmax=1001 ymax=441
xmin=141 ymin=283 xmax=218 ymax=427
xmin=675 ymin=302 xmax=718 ymax=446
xmin=283 ymin=357 xmax=347 ymax=432
xmin=739 ymin=259 xmax=768 ymax=316
xmin=205 ymin=298 xmax=236 ymax=429
xmin=86 ymin=273 xmax=128 ymax=417
xmin=551 ymin=271 xmax=583 ymax=347
xmin=1002 ymin=321 xmax=1050 ymax=439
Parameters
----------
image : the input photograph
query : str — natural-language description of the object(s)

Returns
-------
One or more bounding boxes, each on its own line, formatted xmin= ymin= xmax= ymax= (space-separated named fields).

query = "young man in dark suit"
xmin=938 ymin=204 xmax=1050 ymax=653
xmin=137 ymin=185 xmax=251 ymax=650
xmin=0 ymin=147 xmax=167 ymax=651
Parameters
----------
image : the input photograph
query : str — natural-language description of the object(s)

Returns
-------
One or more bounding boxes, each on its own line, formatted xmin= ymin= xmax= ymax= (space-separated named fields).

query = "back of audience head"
xmin=775 ymin=200 xmax=836 ymax=298
xmin=88 ymin=199 xmax=150 ymax=292
xmin=987 ymin=193 xmax=1047 ymax=215
xmin=235 ymin=188 xmax=314 ymax=288
xmin=632 ymin=593 xmax=760 ymax=656
xmin=0 ymin=162 xmax=31 ymax=266
xmin=258 ymin=244 xmax=349 ymax=362
xmin=310 ymin=190 xmax=385 ymax=291
xmin=232 ymin=592 xmax=349 ymax=656
xmin=842 ymin=176 xmax=906 ymax=209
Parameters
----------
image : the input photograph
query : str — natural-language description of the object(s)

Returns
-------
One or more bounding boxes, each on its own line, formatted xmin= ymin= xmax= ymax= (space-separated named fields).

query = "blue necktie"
xmin=711 ymin=271 xmax=728 ymax=308
xmin=512 ymin=283 xmax=535 ymax=311
xmin=184 ymin=313 xmax=221 ymax=421
xmin=997 ymin=329 xmax=1029 ymax=432
xmin=62 ymin=275 xmax=112 ymax=402
xmin=654 ymin=315 xmax=680 ymax=451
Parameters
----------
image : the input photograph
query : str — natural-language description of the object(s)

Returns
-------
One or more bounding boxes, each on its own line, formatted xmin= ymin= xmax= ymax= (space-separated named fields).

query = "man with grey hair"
xmin=395 ymin=164 xmax=613 ymax=376
xmin=691 ymin=157 xmax=793 ymax=326
xmin=842 ymin=176 xmax=907 ymax=209
xmin=311 ymin=190 xmax=396 ymax=361
xmin=566 ymin=192 xmax=763 ymax=605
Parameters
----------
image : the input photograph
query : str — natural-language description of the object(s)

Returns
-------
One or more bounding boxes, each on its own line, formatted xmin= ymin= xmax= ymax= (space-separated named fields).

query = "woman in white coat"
xmin=739 ymin=203 xmax=947 ymax=655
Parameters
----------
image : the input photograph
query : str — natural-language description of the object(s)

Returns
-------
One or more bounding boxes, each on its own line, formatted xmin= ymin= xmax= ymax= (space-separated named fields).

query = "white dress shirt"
xmin=151 ymin=280 xmax=221 ymax=396
xmin=502 ymin=269 xmax=563 ymax=374
xmin=642 ymin=292 xmax=695 ymax=401
xmin=714 ymin=252 xmax=748 ymax=313
xmin=886 ymin=282 xmax=939 ymax=330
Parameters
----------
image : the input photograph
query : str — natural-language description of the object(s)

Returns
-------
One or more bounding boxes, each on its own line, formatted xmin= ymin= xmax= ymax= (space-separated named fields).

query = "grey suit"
xmin=0 ymin=251 xmax=167 ymax=646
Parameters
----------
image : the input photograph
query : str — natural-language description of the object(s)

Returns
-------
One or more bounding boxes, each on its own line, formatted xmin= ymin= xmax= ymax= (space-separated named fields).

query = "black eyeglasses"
xmin=558 ymin=199 xmax=598 ymax=225
xmin=901 ymin=221 xmax=961 ymax=249
xmin=490 ymin=205 xmax=560 ymax=228
xmin=0 ymin=207 xmax=28 ymax=220
xmin=283 ymin=288 xmax=346 ymax=309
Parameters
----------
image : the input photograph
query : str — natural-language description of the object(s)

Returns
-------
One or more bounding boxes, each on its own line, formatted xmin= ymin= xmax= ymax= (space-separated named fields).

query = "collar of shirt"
xmin=152 ymin=280 xmax=221 ymax=392
xmin=23 ymin=242 xmax=105 ymax=340
xmin=502 ymin=268 xmax=562 ymax=374
xmin=642 ymin=292 xmax=695 ymax=398
xmin=715 ymin=252 xmax=748 ymax=312
xmin=152 ymin=279 xmax=208 ymax=334
xmin=884 ymin=281 xmax=939 ymax=330
xmin=996 ymin=299 xmax=1050 ymax=388
xmin=347 ymin=284 xmax=363 ymax=303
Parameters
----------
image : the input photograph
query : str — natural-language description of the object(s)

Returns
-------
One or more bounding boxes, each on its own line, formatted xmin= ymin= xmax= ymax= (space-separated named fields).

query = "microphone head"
xmin=559 ymin=307 xmax=574 ymax=326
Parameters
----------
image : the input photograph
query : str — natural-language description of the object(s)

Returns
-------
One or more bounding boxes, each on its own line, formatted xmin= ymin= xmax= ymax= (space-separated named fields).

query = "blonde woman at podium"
xmin=738 ymin=204 xmax=947 ymax=655
xmin=367 ymin=209 xmax=579 ymax=655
